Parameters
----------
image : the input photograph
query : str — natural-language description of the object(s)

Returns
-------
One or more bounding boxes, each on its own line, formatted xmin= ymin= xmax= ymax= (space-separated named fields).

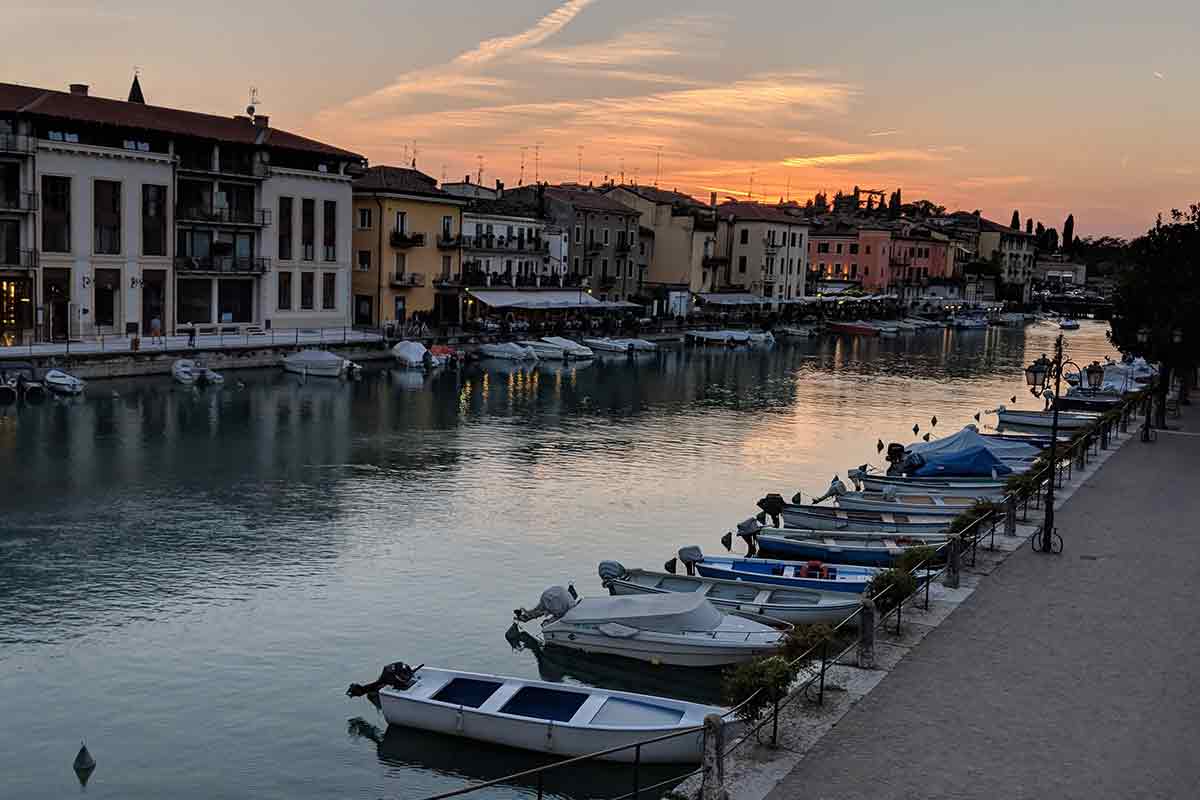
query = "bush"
xmin=722 ymin=656 xmax=797 ymax=723
xmin=895 ymin=544 xmax=938 ymax=574
xmin=947 ymin=499 xmax=1001 ymax=536
xmin=864 ymin=568 xmax=917 ymax=614
xmin=780 ymin=623 xmax=835 ymax=664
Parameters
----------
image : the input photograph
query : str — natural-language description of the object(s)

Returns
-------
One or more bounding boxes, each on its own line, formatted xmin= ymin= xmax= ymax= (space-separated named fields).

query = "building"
xmin=441 ymin=176 xmax=500 ymax=202
xmin=714 ymin=202 xmax=809 ymax=302
xmin=0 ymin=79 xmax=363 ymax=344
xmin=461 ymin=190 xmax=554 ymax=288
xmin=807 ymin=221 xmax=873 ymax=289
xmin=975 ymin=217 xmax=1037 ymax=303
xmin=602 ymin=185 xmax=719 ymax=306
xmin=351 ymin=166 xmax=466 ymax=328
xmin=1034 ymin=254 xmax=1086 ymax=287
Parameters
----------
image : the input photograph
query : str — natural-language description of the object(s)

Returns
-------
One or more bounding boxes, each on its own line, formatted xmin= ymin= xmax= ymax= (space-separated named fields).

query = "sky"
xmin=3 ymin=0 xmax=1198 ymax=237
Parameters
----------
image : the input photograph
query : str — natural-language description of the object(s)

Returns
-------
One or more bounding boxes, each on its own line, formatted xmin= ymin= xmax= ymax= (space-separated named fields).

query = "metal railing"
xmin=389 ymin=272 xmax=426 ymax=287
xmin=0 ymin=134 xmax=36 ymax=155
xmin=0 ymin=249 xmax=38 ymax=269
xmin=390 ymin=230 xmax=426 ymax=248
xmin=173 ymin=256 xmax=271 ymax=274
xmin=176 ymin=206 xmax=271 ymax=226
xmin=407 ymin=395 xmax=1145 ymax=800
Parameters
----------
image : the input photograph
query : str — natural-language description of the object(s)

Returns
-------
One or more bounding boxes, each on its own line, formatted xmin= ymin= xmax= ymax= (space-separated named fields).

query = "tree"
xmin=1109 ymin=203 xmax=1200 ymax=423
xmin=1063 ymin=214 xmax=1075 ymax=253
xmin=865 ymin=195 xmax=875 ymax=212
xmin=1010 ymin=210 xmax=1020 ymax=230
xmin=1026 ymin=218 xmax=1033 ymax=235
xmin=1035 ymin=221 xmax=1046 ymax=242
xmin=1044 ymin=227 xmax=1059 ymax=252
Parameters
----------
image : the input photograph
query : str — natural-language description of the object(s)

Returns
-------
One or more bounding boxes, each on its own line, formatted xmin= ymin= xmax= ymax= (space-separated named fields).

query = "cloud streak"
xmin=781 ymin=150 xmax=941 ymax=168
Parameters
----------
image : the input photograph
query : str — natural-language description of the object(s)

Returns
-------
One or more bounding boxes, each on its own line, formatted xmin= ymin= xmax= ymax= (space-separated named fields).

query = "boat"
xmin=43 ymin=369 xmax=86 ymax=396
xmin=835 ymin=490 xmax=1001 ymax=515
xmin=995 ymin=408 xmax=1099 ymax=431
xmin=826 ymin=320 xmax=879 ymax=336
xmin=867 ymin=320 xmax=900 ymax=337
xmin=671 ymin=546 xmax=881 ymax=594
xmin=172 ymin=359 xmax=224 ymax=385
xmin=599 ymin=562 xmax=863 ymax=626
xmin=282 ymin=349 xmax=361 ymax=378
xmin=614 ymin=338 xmax=658 ymax=352
xmin=583 ymin=337 xmax=635 ymax=353
xmin=951 ymin=316 xmax=989 ymax=329
xmin=515 ymin=586 xmax=787 ymax=668
xmin=849 ymin=471 xmax=1008 ymax=497
xmin=730 ymin=528 xmax=947 ymax=567
xmin=540 ymin=336 xmax=595 ymax=359
xmin=684 ymin=330 xmax=774 ymax=346
xmin=770 ymin=503 xmax=950 ymax=535
xmin=479 ymin=342 xmax=538 ymax=361
xmin=392 ymin=340 xmax=447 ymax=368
xmin=1053 ymin=389 xmax=1126 ymax=412
xmin=776 ymin=325 xmax=819 ymax=338
xmin=519 ymin=340 xmax=566 ymax=360
xmin=348 ymin=662 xmax=733 ymax=763
xmin=0 ymin=362 xmax=47 ymax=402
xmin=1059 ymin=319 xmax=1081 ymax=330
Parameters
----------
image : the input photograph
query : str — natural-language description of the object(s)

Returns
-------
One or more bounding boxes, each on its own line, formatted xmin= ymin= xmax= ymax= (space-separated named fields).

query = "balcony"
xmin=389 ymin=272 xmax=427 ymax=288
xmin=0 ymin=191 xmax=38 ymax=213
xmin=436 ymin=234 xmax=463 ymax=249
xmin=600 ymin=274 xmax=618 ymax=289
xmin=178 ymin=159 xmax=271 ymax=181
xmin=463 ymin=236 xmax=547 ymax=253
xmin=174 ymin=256 xmax=270 ymax=274
xmin=0 ymin=134 xmax=36 ymax=156
xmin=176 ymin=206 xmax=271 ymax=226
xmin=0 ymin=249 xmax=38 ymax=269
xmin=585 ymin=240 xmax=604 ymax=254
xmin=390 ymin=230 xmax=426 ymax=248
xmin=702 ymin=255 xmax=729 ymax=268
xmin=433 ymin=273 xmax=463 ymax=288
xmin=763 ymin=238 xmax=781 ymax=252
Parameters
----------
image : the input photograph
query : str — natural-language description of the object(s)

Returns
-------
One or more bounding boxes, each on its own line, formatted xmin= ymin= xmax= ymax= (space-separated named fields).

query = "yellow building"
xmin=351 ymin=166 xmax=466 ymax=328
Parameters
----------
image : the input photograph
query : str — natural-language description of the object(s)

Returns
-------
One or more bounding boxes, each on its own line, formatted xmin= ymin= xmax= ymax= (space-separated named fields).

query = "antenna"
xmin=534 ymin=142 xmax=543 ymax=183
xmin=476 ymin=154 xmax=484 ymax=185
xmin=748 ymin=171 xmax=755 ymax=201
xmin=519 ymin=146 xmax=528 ymax=185
xmin=246 ymin=86 xmax=260 ymax=117
xmin=576 ymin=145 xmax=583 ymax=184
xmin=411 ymin=140 xmax=418 ymax=168
xmin=785 ymin=174 xmax=791 ymax=203
xmin=619 ymin=157 xmax=625 ymax=186
xmin=440 ymin=164 xmax=447 ymax=185
xmin=654 ymin=145 xmax=662 ymax=187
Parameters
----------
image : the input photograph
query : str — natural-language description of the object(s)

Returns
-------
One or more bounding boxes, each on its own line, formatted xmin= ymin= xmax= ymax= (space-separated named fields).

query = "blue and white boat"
xmin=775 ymin=504 xmax=950 ymax=535
xmin=669 ymin=547 xmax=881 ymax=593
xmin=735 ymin=528 xmax=947 ymax=567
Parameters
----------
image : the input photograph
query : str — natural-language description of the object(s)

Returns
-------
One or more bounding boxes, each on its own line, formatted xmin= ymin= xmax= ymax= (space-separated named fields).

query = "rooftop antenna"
xmin=411 ymin=140 xmax=418 ymax=169
xmin=476 ymin=154 xmax=484 ymax=185
xmin=534 ymin=142 xmax=543 ymax=183
xmin=246 ymin=86 xmax=260 ymax=117
xmin=619 ymin=157 xmax=625 ymax=186
xmin=785 ymin=174 xmax=791 ymax=203
xmin=519 ymin=146 xmax=528 ymax=186
xmin=748 ymin=171 xmax=755 ymax=202
xmin=654 ymin=145 xmax=662 ymax=187
xmin=440 ymin=164 xmax=447 ymax=185
xmin=576 ymin=145 xmax=583 ymax=184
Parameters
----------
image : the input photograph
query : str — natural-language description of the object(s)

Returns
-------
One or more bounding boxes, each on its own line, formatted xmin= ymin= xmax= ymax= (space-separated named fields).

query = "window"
xmin=442 ymin=216 xmax=453 ymax=239
xmin=278 ymin=197 xmax=293 ymax=260
xmin=300 ymin=272 xmax=314 ymax=310
xmin=574 ymin=225 xmax=582 ymax=243
xmin=573 ymin=257 xmax=580 ymax=273
xmin=357 ymin=207 xmax=372 ymax=229
xmin=357 ymin=250 xmax=371 ymax=271
xmin=141 ymin=184 xmax=167 ymax=256
xmin=849 ymin=243 xmax=859 ymax=255
xmin=93 ymin=180 xmax=121 ymax=254
xmin=322 ymin=273 xmax=336 ymax=310
xmin=835 ymin=243 xmax=843 ymax=254
xmin=394 ymin=252 xmax=406 ymax=273
xmin=628 ymin=261 xmax=634 ymax=278
xmin=738 ymin=255 xmax=747 ymax=273
xmin=323 ymin=200 xmax=337 ymax=261
xmin=278 ymin=271 xmax=292 ymax=310
xmin=42 ymin=176 xmax=71 ymax=252
xmin=739 ymin=228 xmax=749 ymax=245
xmin=601 ymin=258 xmax=609 ymax=276
xmin=395 ymin=211 xmax=407 ymax=233
xmin=603 ymin=228 xmax=610 ymax=246
xmin=864 ymin=267 xmax=869 ymax=276
xmin=834 ymin=263 xmax=843 ymax=276
xmin=817 ymin=242 xmax=830 ymax=254
xmin=301 ymin=199 xmax=315 ymax=260
xmin=791 ymin=232 xmax=797 ymax=246
xmin=850 ymin=264 xmax=858 ymax=279
xmin=442 ymin=255 xmax=451 ymax=276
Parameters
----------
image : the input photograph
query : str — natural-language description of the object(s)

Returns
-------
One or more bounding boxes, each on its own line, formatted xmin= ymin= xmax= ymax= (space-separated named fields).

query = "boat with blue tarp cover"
xmin=668 ymin=546 xmax=881 ymax=593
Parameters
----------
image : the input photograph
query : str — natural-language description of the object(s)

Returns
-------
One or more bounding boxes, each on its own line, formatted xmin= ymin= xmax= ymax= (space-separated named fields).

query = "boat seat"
xmin=590 ymin=697 xmax=684 ymax=727
xmin=499 ymin=686 xmax=589 ymax=722
xmin=432 ymin=678 xmax=503 ymax=708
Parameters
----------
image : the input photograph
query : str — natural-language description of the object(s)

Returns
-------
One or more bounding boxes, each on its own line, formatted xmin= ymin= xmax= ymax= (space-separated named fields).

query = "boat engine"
xmin=885 ymin=443 xmax=906 ymax=475
xmin=676 ymin=546 xmax=704 ymax=576
xmin=756 ymin=493 xmax=785 ymax=528
xmin=598 ymin=561 xmax=626 ymax=584
xmin=346 ymin=661 xmax=421 ymax=697
xmin=847 ymin=465 xmax=869 ymax=491
xmin=812 ymin=475 xmax=848 ymax=504
xmin=514 ymin=585 xmax=576 ymax=623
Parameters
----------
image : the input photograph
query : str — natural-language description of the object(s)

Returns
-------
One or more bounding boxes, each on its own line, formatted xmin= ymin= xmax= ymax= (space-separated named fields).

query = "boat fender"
xmin=597 ymin=561 xmax=626 ymax=583
xmin=664 ymin=557 xmax=677 ymax=575
xmin=455 ymin=708 xmax=464 ymax=733
xmin=346 ymin=661 xmax=421 ymax=697
xmin=677 ymin=546 xmax=703 ymax=576
xmin=720 ymin=531 xmax=733 ymax=552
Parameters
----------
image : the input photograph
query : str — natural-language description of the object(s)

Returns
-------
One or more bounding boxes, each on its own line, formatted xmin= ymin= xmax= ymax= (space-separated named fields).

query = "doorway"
xmin=94 ymin=268 xmax=121 ymax=332
xmin=143 ymin=269 xmax=166 ymax=334
xmin=393 ymin=295 xmax=406 ymax=325
xmin=354 ymin=294 xmax=373 ymax=327
xmin=42 ymin=268 xmax=70 ymax=341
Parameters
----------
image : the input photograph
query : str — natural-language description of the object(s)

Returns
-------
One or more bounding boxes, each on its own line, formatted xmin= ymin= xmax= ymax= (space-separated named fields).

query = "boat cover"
xmin=392 ymin=340 xmax=432 ymax=367
xmin=285 ymin=350 xmax=343 ymax=365
xmin=559 ymin=593 xmax=723 ymax=633
xmin=904 ymin=427 xmax=1016 ymax=477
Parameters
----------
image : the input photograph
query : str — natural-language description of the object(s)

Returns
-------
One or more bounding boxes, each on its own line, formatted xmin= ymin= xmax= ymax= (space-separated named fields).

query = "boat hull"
xmin=779 ymin=506 xmax=949 ymax=535
xmin=753 ymin=532 xmax=945 ymax=567
xmin=860 ymin=475 xmax=1008 ymax=496
xmin=997 ymin=410 xmax=1097 ymax=430
xmin=834 ymin=494 xmax=993 ymax=515
xmin=283 ymin=361 xmax=344 ymax=378
xmin=694 ymin=561 xmax=875 ymax=593
xmin=541 ymin=632 xmax=778 ymax=668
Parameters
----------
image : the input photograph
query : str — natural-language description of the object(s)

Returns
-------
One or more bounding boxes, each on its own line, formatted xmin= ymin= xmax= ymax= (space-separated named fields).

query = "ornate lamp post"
xmin=1025 ymin=334 xmax=1077 ymax=554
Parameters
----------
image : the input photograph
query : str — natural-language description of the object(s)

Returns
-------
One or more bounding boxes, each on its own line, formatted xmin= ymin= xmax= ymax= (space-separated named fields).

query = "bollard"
xmin=1005 ymin=494 xmax=1017 ymax=537
xmin=944 ymin=536 xmax=961 ymax=589
xmin=701 ymin=714 xmax=727 ymax=800
xmin=858 ymin=598 xmax=876 ymax=669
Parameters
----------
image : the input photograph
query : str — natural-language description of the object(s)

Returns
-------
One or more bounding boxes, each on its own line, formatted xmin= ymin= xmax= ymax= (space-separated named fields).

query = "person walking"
xmin=187 ymin=324 xmax=196 ymax=349
xmin=150 ymin=316 xmax=163 ymax=345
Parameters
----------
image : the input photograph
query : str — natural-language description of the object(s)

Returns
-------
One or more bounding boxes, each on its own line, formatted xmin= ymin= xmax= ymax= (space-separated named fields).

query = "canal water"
xmin=0 ymin=321 xmax=1117 ymax=800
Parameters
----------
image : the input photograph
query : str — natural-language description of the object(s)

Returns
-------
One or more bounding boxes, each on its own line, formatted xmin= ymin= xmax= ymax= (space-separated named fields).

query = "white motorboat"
xmin=173 ymin=359 xmax=224 ymax=386
xmin=0 ymin=362 xmax=47 ymax=402
xmin=599 ymin=562 xmax=862 ymax=626
xmin=583 ymin=337 xmax=635 ymax=353
xmin=540 ymin=336 xmax=595 ymax=359
xmin=774 ymin=503 xmax=950 ymax=535
xmin=685 ymin=330 xmax=774 ymax=346
xmin=735 ymin=528 xmax=948 ymax=568
xmin=996 ymin=407 xmax=1098 ymax=430
xmin=349 ymin=662 xmax=733 ymax=763
xmin=515 ymin=586 xmax=786 ymax=668
xmin=616 ymin=338 xmax=658 ymax=352
xmin=1059 ymin=318 xmax=1081 ymax=330
xmin=43 ymin=369 xmax=86 ymax=396
xmin=519 ymin=340 xmax=566 ymax=360
xmin=776 ymin=325 xmax=819 ymax=338
xmin=282 ymin=349 xmax=360 ymax=378
xmin=479 ymin=342 xmax=538 ymax=361
xmin=392 ymin=340 xmax=447 ymax=368
xmin=951 ymin=316 xmax=989 ymax=329
xmin=851 ymin=472 xmax=1009 ymax=497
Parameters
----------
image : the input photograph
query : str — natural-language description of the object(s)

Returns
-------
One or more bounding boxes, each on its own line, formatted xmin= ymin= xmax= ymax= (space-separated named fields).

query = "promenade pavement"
xmin=0 ymin=328 xmax=382 ymax=360
xmin=766 ymin=411 xmax=1200 ymax=800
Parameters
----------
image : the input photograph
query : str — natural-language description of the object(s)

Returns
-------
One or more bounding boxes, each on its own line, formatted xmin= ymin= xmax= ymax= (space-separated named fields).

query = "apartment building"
xmin=0 ymin=79 xmax=363 ymax=344
xmin=351 ymin=166 xmax=466 ymax=327
xmin=715 ymin=202 xmax=809 ymax=302
xmin=461 ymin=191 xmax=553 ymax=287
xmin=602 ymin=185 xmax=719 ymax=297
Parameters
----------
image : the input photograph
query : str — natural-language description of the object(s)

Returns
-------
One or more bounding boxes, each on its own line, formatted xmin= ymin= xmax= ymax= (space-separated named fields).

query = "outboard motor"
xmin=756 ymin=493 xmax=786 ymax=528
xmin=881 ymin=485 xmax=897 ymax=501
xmin=885 ymin=443 xmax=906 ymax=475
xmin=812 ymin=475 xmax=848 ymax=504
xmin=347 ymin=661 xmax=422 ymax=698
xmin=721 ymin=517 xmax=763 ymax=557
xmin=847 ymin=465 xmax=869 ymax=492
xmin=677 ymin=545 xmax=704 ymax=576
xmin=514 ymin=585 xmax=577 ymax=623
xmin=598 ymin=560 xmax=626 ymax=585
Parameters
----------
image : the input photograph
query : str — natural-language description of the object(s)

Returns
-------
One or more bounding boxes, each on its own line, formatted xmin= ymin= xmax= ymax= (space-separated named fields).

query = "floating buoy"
xmin=912 ymin=423 xmax=919 ymax=435
xmin=930 ymin=415 xmax=938 ymax=427
xmin=876 ymin=439 xmax=884 ymax=453
xmin=73 ymin=741 xmax=95 ymax=785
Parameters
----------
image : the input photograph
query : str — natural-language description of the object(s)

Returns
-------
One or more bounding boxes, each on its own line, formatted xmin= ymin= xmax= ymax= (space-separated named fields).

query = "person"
xmin=187 ymin=324 xmax=196 ymax=348
xmin=150 ymin=316 xmax=162 ymax=344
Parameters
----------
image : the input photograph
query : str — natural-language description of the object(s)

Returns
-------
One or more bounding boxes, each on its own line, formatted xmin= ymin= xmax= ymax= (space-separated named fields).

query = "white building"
xmin=461 ymin=190 xmax=562 ymax=287
xmin=0 ymin=78 xmax=363 ymax=343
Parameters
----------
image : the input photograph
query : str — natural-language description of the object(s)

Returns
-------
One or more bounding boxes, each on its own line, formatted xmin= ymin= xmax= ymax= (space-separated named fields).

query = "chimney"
xmin=710 ymin=192 xmax=717 ymax=209
xmin=69 ymin=83 xmax=89 ymax=97
xmin=495 ymin=179 xmax=504 ymax=198
xmin=465 ymin=174 xmax=471 ymax=184
xmin=253 ymin=115 xmax=270 ymax=128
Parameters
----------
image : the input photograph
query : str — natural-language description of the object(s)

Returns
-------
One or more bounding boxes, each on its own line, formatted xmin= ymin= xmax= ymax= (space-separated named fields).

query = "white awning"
xmin=469 ymin=289 xmax=606 ymax=310
xmin=697 ymin=293 xmax=768 ymax=306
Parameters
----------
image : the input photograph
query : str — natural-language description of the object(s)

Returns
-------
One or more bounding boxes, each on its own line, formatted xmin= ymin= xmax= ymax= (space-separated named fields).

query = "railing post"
xmin=1005 ymin=494 xmax=1017 ymax=537
xmin=632 ymin=743 xmax=641 ymax=800
xmin=818 ymin=637 xmax=829 ymax=704
xmin=700 ymin=715 xmax=726 ymax=800
xmin=945 ymin=536 xmax=961 ymax=589
xmin=858 ymin=598 xmax=876 ymax=669
xmin=771 ymin=694 xmax=779 ymax=748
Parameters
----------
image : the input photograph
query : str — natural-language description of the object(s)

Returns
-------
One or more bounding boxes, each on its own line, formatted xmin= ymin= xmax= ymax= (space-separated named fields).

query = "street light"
xmin=1025 ymin=335 xmax=1075 ymax=555
xmin=1084 ymin=361 xmax=1105 ymax=392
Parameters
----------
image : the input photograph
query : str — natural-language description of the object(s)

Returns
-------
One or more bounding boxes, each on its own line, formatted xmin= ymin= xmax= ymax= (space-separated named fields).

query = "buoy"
xmin=73 ymin=741 xmax=96 ymax=785
xmin=930 ymin=415 xmax=938 ymax=427
xmin=876 ymin=439 xmax=884 ymax=453
xmin=912 ymin=423 xmax=919 ymax=435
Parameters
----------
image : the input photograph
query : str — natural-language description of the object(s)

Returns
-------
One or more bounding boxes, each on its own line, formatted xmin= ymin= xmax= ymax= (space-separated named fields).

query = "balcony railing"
xmin=763 ymin=238 xmax=781 ymax=252
xmin=390 ymin=230 xmax=426 ymax=248
xmin=176 ymin=206 xmax=271 ymax=226
xmin=174 ymin=256 xmax=271 ymax=274
xmin=389 ymin=272 xmax=427 ymax=287
xmin=436 ymin=234 xmax=462 ymax=249
xmin=0 ymin=191 xmax=38 ymax=213
xmin=702 ymin=255 xmax=729 ymax=268
xmin=585 ymin=240 xmax=604 ymax=253
xmin=0 ymin=134 xmax=36 ymax=155
xmin=0 ymin=249 xmax=38 ymax=269
xmin=178 ymin=159 xmax=271 ymax=179
xmin=433 ymin=273 xmax=463 ymax=288
xmin=463 ymin=236 xmax=547 ymax=252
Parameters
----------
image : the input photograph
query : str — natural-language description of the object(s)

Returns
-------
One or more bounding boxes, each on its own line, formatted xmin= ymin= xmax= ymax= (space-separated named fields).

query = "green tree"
xmin=1063 ymin=214 xmax=1075 ymax=253
xmin=1026 ymin=218 xmax=1033 ymax=234
xmin=1035 ymin=221 xmax=1046 ymax=243
xmin=1045 ymin=227 xmax=1059 ymax=251
xmin=1011 ymin=210 xmax=1020 ymax=229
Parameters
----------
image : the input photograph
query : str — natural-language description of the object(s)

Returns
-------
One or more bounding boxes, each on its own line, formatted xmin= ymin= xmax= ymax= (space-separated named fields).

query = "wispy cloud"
xmin=780 ymin=149 xmax=942 ymax=168
xmin=867 ymin=129 xmax=903 ymax=137
xmin=1153 ymin=71 xmax=1165 ymax=79
xmin=958 ymin=175 xmax=1033 ymax=188
xmin=525 ymin=15 xmax=716 ymax=68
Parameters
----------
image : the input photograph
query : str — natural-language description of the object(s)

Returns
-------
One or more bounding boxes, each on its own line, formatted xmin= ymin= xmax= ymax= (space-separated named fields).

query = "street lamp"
xmin=1025 ymin=335 xmax=1075 ymax=555
xmin=1084 ymin=361 xmax=1105 ymax=392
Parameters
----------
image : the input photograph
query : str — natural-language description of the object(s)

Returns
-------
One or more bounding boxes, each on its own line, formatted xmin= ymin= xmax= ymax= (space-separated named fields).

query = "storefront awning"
xmin=469 ymin=289 xmax=607 ymax=310
xmin=697 ymin=293 xmax=768 ymax=306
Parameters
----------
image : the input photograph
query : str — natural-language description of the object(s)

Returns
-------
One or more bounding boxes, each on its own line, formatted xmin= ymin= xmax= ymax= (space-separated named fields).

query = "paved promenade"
xmin=765 ymin=412 xmax=1200 ymax=800
xmin=0 ymin=328 xmax=382 ymax=360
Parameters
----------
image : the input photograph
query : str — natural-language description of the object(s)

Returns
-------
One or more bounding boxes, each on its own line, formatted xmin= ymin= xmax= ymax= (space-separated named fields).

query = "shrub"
xmin=780 ymin=623 xmax=835 ymax=664
xmin=722 ymin=656 xmax=797 ymax=723
xmin=895 ymin=544 xmax=937 ymax=574
xmin=864 ymin=568 xmax=917 ymax=614
xmin=947 ymin=499 xmax=1001 ymax=536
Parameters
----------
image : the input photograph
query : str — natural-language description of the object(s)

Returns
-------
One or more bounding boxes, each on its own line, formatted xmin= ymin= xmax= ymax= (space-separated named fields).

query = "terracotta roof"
xmin=545 ymin=185 xmax=639 ymax=215
xmin=718 ymin=201 xmax=808 ymax=225
xmin=0 ymin=81 xmax=361 ymax=160
xmin=353 ymin=166 xmax=462 ymax=201
xmin=609 ymin=184 xmax=705 ymax=208
xmin=467 ymin=192 xmax=542 ymax=219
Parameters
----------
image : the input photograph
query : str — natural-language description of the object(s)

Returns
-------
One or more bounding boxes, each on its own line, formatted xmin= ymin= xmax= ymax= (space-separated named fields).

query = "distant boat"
xmin=392 ymin=340 xmax=447 ymax=368
xmin=827 ymin=320 xmax=879 ymax=336
xmin=43 ymin=369 xmax=86 ymax=396
xmin=1059 ymin=319 xmax=1081 ymax=330
xmin=519 ymin=340 xmax=566 ymax=360
xmin=0 ymin=362 xmax=47 ymax=402
xmin=479 ymin=342 xmax=538 ymax=361
xmin=282 ymin=349 xmax=360 ymax=378
xmin=173 ymin=359 xmax=224 ymax=386
xmin=540 ymin=336 xmax=594 ymax=359
xmin=357 ymin=663 xmax=733 ymax=763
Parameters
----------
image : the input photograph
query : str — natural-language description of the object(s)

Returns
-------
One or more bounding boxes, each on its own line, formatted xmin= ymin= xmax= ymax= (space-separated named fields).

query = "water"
xmin=0 ymin=321 xmax=1117 ymax=799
